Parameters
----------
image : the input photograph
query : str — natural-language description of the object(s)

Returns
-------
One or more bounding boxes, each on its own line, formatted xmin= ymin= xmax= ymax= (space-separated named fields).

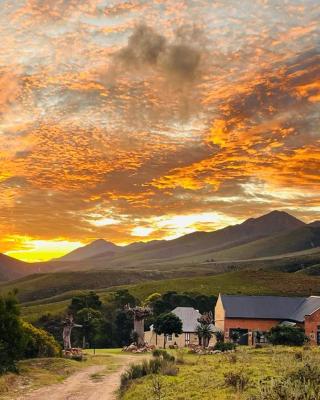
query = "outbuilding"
xmin=215 ymin=294 xmax=320 ymax=345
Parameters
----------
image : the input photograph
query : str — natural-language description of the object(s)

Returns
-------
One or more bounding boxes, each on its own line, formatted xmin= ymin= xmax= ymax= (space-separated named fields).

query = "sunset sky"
xmin=0 ymin=0 xmax=319 ymax=262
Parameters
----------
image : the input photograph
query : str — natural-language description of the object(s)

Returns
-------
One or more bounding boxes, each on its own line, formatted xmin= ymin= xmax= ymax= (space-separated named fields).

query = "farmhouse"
xmin=215 ymin=294 xmax=320 ymax=345
xmin=145 ymin=306 xmax=218 ymax=348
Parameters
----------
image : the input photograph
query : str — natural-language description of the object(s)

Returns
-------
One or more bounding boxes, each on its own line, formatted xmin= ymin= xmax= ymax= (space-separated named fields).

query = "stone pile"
xmin=188 ymin=344 xmax=235 ymax=355
xmin=122 ymin=343 xmax=156 ymax=353
xmin=63 ymin=347 xmax=83 ymax=360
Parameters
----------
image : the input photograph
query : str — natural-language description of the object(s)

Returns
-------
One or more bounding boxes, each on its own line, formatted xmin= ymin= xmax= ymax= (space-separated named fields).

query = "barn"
xmin=215 ymin=294 xmax=320 ymax=345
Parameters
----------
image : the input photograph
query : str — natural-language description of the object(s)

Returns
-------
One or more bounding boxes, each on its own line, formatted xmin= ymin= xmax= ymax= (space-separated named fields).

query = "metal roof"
xmin=290 ymin=296 xmax=320 ymax=322
xmin=220 ymin=295 xmax=306 ymax=321
xmin=172 ymin=307 xmax=219 ymax=333
xmin=171 ymin=307 xmax=202 ymax=332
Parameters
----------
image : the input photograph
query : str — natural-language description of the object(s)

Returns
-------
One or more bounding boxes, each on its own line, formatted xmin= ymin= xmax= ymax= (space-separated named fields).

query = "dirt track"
xmin=19 ymin=356 xmax=137 ymax=400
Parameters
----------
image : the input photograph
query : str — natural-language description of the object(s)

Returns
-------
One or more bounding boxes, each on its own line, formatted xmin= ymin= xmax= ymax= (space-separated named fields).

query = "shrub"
xmin=0 ymin=292 xmax=26 ymax=374
xmin=214 ymin=330 xmax=224 ymax=343
xmin=152 ymin=349 xmax=175 ymax=362
xmin=268 ymin=325 xmax=308 ymax=346
xmin=224 ymin=370 xmax=250 ymax=392
xmin=22 ymin=322 xmax=60 ymax=358
xmin=214 ymin=342 xmax=236 ymax=352
xmin=120 ymin=350 xmax=178 ymax=393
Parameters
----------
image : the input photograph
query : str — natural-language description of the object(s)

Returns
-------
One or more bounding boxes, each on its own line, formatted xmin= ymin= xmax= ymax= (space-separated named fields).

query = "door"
xmin=317 ymin=327 xmax=320 ymax=345
xmin=230 ymin=328 xmax=249 ymax=345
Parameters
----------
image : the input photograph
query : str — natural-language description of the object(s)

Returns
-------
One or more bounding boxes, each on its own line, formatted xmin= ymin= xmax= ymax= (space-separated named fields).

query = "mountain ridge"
xmin=0 ymin=210 xmax=310 ymax=282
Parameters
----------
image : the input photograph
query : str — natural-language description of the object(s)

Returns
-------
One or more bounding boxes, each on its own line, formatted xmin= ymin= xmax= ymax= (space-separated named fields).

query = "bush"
xmin=120 ymin=350 xmax=178 ymax=393
xmin=152 ymin=349 xmax=175 ymax=362
xmin=22 ymin=322 xmax=60 ymax=358
xmin=268 ymin=325 xmax=308 ymax=346
xmin=0 ymin=293 xmax=26 ymax=374
xmin=224 ymin=370 xmax=250 ymax=392
xmin=214 ymin=342 xmax=236 ymax=352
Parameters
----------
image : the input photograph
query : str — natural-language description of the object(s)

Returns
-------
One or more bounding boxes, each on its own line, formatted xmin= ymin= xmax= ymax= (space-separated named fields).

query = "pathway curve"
xmin=19 ymin=355 xmax=139 ymax=400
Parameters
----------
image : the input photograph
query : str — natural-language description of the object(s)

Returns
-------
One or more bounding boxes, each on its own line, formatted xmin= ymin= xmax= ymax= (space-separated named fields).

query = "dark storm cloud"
xmin=114 ymin=24 xmax=205 ymax=84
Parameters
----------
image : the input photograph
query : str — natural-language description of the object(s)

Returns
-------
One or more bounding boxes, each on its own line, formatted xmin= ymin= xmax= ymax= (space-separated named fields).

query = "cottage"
xmin=145 ymin=306 xmax=218 ymax=348
xmin=215 ymin=294 xmax=320 ymax=345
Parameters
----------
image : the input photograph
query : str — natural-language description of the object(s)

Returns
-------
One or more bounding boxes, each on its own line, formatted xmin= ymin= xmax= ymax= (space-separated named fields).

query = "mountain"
xmin=310 ymin=221 xmax=320 ymax=227
xmin=0 ymin=210 xmax=309 ymax=283
xmin=93 ymin=210 xmax=305 ymax=266
xmin=56 ymin=239 xmax=120 ymax=262
xmin=0 ymin=254 xmax=33 ymax=282
xmin=212 ymin=225 xmax=320 ymax=261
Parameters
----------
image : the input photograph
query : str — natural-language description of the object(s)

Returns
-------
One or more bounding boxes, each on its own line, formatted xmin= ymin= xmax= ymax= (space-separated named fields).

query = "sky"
xmin=0 ymin=0 xmax=319 ymax=262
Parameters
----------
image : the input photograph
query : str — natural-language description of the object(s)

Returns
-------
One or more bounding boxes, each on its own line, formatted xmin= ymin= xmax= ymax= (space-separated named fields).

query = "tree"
xmin=153 ymin=313 xmax=182 ymax=348
xmin=196 ymin=324 xmax=213 ymax=348
xmin=113 ymin=290 xmax=137 ymax=308
xmin=76 ymin=308 xmax=103 ymax=348
xmin=196 ymin=312 xmax=214 ymax=348
xmin=114 ymin=310 xmax=133 ymax=346
xmin=125 ymin=306 xmax=152 ymax=347
xmin=268 ymin=325 xmax=308 ymax=346
xmin=144 ymin=293 xmax=162 ymax=306
xmin=0 ymin=292 xmax=26 ymax=373
xmin=69 ymin=291 xmax=102 ymax=314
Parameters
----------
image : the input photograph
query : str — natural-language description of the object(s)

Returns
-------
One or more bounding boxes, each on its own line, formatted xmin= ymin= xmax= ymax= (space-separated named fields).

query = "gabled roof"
xmin=220 ymin=295 xmax=306 ymax=321
xmin=290 ymin=296 xmax=320 ymax=322
xmin=172 ymin=307 xmax=202 ymax=332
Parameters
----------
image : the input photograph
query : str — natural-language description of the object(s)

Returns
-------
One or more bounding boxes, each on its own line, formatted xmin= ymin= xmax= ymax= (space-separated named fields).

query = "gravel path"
xmin=19 ymin=356 xmax=138 ymax=400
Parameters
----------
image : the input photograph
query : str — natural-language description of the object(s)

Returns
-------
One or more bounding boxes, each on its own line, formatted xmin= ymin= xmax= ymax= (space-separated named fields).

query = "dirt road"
xmin=19 ymin=356 xmax=138 ymax=400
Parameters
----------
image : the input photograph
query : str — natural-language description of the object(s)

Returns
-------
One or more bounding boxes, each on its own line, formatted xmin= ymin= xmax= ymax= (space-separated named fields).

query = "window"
xmin=185 ymin=332 xmax=190 ymax=346
xmin=167 ymin=334 xmax=173 ymax=342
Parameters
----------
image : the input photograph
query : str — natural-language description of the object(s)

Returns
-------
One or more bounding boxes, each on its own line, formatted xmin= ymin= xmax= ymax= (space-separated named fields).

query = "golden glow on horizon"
xmin=4 ymin=236 xmax=84 ymax=263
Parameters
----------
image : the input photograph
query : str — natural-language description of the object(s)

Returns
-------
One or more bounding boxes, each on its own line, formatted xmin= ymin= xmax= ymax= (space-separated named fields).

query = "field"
xmin=123 ymin=346 xmax=320 ymax=400
xmin=16 ymin=270 xmax=320 ymax=321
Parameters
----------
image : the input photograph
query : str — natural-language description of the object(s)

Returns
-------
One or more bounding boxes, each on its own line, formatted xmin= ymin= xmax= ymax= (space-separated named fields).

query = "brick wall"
xmin=305 ymin=308 xmax=320 ymax=345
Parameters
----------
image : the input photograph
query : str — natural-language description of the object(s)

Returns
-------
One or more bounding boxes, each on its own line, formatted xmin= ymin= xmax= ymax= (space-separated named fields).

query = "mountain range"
xmin=1 ymin=210 xmax=319 ymax=283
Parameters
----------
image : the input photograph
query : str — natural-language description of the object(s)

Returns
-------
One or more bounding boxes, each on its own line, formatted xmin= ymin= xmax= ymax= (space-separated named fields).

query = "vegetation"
xmin=22 ymin=321 xmax=60 ymax=358
xmin=153 ymin=313 xmax=183 ymax=348
xmin=0 ymin=292 xmax=26 ymax=373
xmin=120 ymin=350 xmax=178 ymax=395
xmin=196 ymin=311 xmax=214 ymax=347
xmin=268 ymin=325 xmax=308 ymax=346
xmin=122 ymin=347 xmax=320 ymax=399
xmin=214 ymin=342 xmax=237 ymax=352
xmin=0 ymin=292 xmax=60 ymax=375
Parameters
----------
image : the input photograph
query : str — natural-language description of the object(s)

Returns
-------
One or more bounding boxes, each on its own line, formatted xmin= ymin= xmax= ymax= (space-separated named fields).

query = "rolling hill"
xmin=208 ymin=225 xmax=320 ymax=261
xmin=0 ymin=254 xmax=34 ymax=281
xmin=53 ymin=210 xmax=307 ymax=268
xmin=0 ymin=210 xmax=315 ymax=283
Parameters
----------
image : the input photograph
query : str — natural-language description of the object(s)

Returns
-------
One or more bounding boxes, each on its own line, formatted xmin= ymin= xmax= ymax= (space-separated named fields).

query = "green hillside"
xmin=210 ymin=225 xmax=320 ymax=261
xmin=18 ymin=269 xmax=320 ymax=322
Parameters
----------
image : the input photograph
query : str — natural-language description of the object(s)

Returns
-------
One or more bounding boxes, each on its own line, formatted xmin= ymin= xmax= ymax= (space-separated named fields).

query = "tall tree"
xmin=153 ymin=313 xmax=182 ymax=348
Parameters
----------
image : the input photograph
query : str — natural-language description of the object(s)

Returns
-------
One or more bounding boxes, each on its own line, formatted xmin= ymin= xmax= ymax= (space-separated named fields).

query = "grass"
xmin=18 ymin=270 xmax=320 ymax=322
xmin=122 ymin=346 xmax=320 ymax=400
xmin=127 ymin=270 xmax=320 ymax=300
